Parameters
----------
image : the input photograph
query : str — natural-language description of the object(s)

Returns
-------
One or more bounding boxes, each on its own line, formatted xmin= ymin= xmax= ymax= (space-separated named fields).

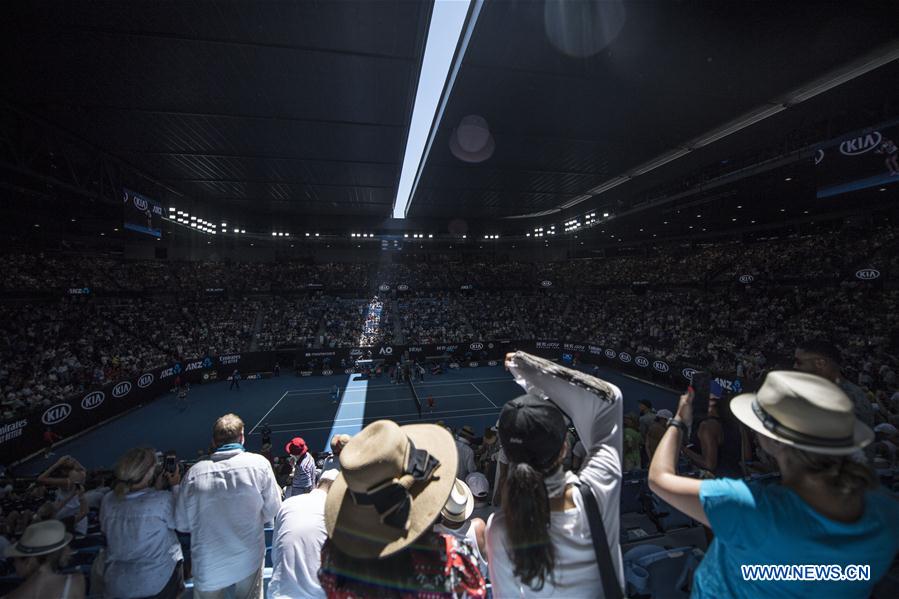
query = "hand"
xmin=166 ymin=467 xmax=182 ymax=486
xmin=504 ymin=352 xmax=516 ymax=371
xmin=676 ymin=389 xmax=694 ymax=427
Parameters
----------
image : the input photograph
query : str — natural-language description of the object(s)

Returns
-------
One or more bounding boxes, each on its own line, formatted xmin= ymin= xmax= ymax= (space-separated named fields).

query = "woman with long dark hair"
xmin=486 ymin=352 xmax=624 ymax=597
xmin=649 ymin=371 xmax=899 ymax=597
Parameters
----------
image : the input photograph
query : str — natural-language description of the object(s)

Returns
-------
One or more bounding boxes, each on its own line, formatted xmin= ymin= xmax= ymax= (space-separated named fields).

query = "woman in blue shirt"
xmin=649 ymin=370 xmax=899 ymax=598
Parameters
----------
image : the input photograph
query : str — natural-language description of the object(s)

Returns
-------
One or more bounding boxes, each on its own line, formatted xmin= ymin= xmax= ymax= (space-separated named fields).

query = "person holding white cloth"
xmin=486 ymin=351 xmax=624 ymax=598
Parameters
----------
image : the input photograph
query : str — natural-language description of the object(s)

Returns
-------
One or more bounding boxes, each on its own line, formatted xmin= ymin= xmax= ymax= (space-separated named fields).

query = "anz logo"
xmin=839 ymin=131 xmax=881 ymax=156
xmin=470 ymin=342 xmax=484 ymax=351
xmin=856 ymin=269 xmax=880 ymax=281
xmin=653 ymin=361 xmax=670 ymax=373
xmin=113 ymin=381 xmax=132 ymax=398
xmin=42 ymin=404 xmax=72 ymax=426
xmin=81 ymin=391 xmax=105 ymax=410
xmin=137 ymin=373 xmax=154 ymax=388
xmin=133 ymin=196 xmax=148 ymax=211
xmin=604 ymin=349 xmax=616 ymax=358
xmin=682 ymin=368 xmax=697 ymax=382
xmin=635 ymin=356 xmax=649 ymax=368
xmin=619 ymin=352 xmax=632 ymax=363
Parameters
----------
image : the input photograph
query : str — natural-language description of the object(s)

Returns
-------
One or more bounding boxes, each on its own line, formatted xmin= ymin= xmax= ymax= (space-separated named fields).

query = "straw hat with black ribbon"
xmin=730 ymin=371 xmax=874 ymax=456
xmin=324 ymin=420 xmax=457 ymax=559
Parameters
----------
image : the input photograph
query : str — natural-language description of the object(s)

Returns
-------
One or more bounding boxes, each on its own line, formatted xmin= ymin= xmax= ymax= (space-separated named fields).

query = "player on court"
xmin=427 ymin=395 xmax=435 ymax=413
xmin=331 ymin=384 xmax=339 ymax=403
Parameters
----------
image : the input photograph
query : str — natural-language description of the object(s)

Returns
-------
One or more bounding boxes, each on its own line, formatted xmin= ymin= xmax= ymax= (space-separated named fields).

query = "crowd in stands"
xmin=2 ymin=227 xmax=898 ymax=421
xmin=2 ymin=351 xmax=897 ymax=598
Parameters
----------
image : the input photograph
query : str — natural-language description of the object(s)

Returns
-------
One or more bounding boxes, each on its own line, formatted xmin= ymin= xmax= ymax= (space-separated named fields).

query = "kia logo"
xmin=138 ymin=373 xmax=154 ymax=388
xmin=469 ymin=362 xmax=479 ymax=367
xmin=653 ymin=361 xmax=669 ymax=373
xmin=344 ymin=368 xmax=353 ymax=374
xmin=488 ymin=360 xmax=498 ymax=366
xmin=379 ymin=284 xmax=389 ymax=291
xmin=398 ymin=284 xmax=409 ymax=291
xmin=322 ymin=370 xmax=333 ymax=376
xmin=738 ymin=274 xmax=754 ymax=284
xmin=470 ymin=342 xmax=484 ymax=351
xmin=133 ymin=197 xmax=148 ymax=211
xmin=42 ymin=404 xmax=72 ymax=425
xmin=619 ymin=352 xmax=632 ymax=363
xmin=855 ymin=269 xmax=880 ymax=281
xmin=682 ymin=368 xmax=697 ymax=381
xmin=635 ymin=356 xmax=649 ymax=367
xmin=839 ymin=131 xmax=881 ymax=156
xmin=604 ymin=349 xmax=616 ymax=358
xmin=113 ymin=381 xmax=132 ymax=398
xmin=81 ymin=391 xmax=105 ymax=410
xmin=541 ymin=280 xmax=553 ymax=287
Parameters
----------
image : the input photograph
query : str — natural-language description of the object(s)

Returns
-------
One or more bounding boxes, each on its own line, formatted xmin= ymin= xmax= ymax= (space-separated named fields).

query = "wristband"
xmin=666 ymin=418 xmax=688 ymax=435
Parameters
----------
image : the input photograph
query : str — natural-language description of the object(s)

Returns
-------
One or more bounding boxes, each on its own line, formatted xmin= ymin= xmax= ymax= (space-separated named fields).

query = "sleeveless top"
xmin=690 ymin=416 xmax=743 ymax=478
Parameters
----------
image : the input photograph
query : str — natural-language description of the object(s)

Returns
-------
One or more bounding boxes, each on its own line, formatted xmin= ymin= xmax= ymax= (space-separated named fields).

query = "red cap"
xmin=285 ymin=437 xmax=308 ymax=456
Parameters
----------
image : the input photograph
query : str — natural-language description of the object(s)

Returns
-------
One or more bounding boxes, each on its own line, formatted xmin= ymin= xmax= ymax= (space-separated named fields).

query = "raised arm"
xmin=648 ymin=391 xmax=710 ymax=527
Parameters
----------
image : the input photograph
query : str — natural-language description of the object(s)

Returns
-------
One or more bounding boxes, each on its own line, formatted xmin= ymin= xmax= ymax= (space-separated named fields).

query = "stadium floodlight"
xmin=404 ymin=234 xmax=409 ymax=238
xmin=190 ymin=216 xmax=197 ymax=220
xmin=428 ymin=234 xmax=433 ymax=238
xmin=221 ymin=222 xmax=227 ymax=227
xmin=233 ymin=228 xmax=239 ymax=233
xmin=191 ymin=223 xmax=197 ymax=228
xmin=168 ymin=207 xmax=175 ymax=212
xmin=305 ymin=233 xmax=310 ymax=237
xmin=392 ymin=0 xmax=477 ymax=218
xmin=241 ymin=229 xmax=246 ymax=234
xmin=272 ymin=232 xmax=277 ymax=236
xmin=315 ymin=233 xmax=319 ymax=237
xmin=603 ymin=212 xmax=609 ymax=217
xmin=462 ymin=234 xmax=467 ymax=239
xmin=285 ymin=233 xmax=289 ymax=237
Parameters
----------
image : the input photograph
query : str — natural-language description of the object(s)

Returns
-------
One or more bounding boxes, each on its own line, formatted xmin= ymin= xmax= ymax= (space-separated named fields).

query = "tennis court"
xmin=19 ymin=365 xmax=678 ymax=474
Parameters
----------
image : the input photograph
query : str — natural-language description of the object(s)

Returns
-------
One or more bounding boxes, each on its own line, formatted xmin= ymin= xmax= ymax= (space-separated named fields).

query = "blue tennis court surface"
xmin=20 ymin=365 xmax=678 ymax=474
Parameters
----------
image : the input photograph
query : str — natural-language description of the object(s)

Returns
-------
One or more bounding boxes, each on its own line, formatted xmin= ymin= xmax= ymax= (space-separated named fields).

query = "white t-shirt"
xmin=269 ymin=488 xmax=329 ymax=599
xmin=486 ymin=357 xmax=624 ymax=597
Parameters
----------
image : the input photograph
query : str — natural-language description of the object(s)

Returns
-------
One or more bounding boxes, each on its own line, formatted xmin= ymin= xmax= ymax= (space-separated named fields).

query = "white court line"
xmin=274 ymin=376 xmax=514 ymax=397
xmin=247 ymin=390 xmax=290 ymax=434
xmin=470 ymin=383 xmax=498 ymax=408
xmin=340 ymin=392 xmax=481 ymax=407
xmin=254 ymin=405 xmax=502 ymax=431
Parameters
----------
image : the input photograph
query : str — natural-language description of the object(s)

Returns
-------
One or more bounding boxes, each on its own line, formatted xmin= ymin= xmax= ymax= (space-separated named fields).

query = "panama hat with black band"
xmin=730 ymin=370 xmax=874 ymax=456
xmin=4 ymin=520 xmax=72 ymax=558
xmin=324 ymin=419 xmax=457 ymax=559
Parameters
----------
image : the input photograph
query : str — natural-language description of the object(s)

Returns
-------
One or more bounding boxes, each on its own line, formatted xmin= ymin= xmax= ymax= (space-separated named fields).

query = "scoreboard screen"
xmin=123 ymin=188 xmax=162 ymax=238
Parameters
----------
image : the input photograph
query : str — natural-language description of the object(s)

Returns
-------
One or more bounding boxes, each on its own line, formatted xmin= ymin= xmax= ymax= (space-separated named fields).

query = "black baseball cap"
xmin=498 ymin=394 xmax=567 ymax=469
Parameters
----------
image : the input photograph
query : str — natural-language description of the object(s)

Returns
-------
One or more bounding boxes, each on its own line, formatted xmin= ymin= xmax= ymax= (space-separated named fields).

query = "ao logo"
xmin=322 ymin=370 xmax=333 ymax=376
xmin=138 ymin=373 xmax=154 ymax=388
xmin=856 ymin=269 xmax=880 ymax=281
xmin=133 ymin=197 xmax=148 ymax=211
xmin=398 ymin=284 xmax=409 ymax=291
xmin=619 ymin=352 xmax=632 ymax=363
xmin=739 ymin=275 xmax=754 ymax=284
xmin=653 ymin=361 xmax=670 ymax=373
xmin=470 ymin=342 xmax=484 ymax=351
xmin=840 ymin=131 xmax=881 ymax=156
xmin=81 ymin=391 xmax=105 ymax=410
xmin=635 ymin=356 xmax=649 ymax=368
xmin=604 ymin=349 xmax=616 ymax=358
xmin=379 ymin=284 xmax=390 ymax=291
xmin=379 ymin=347 xmax=393 ymax=355
xmin=113 ymin=381 xmax=132 ymax=398
xmin=541 ymin=280 xmax=553 ymax=287
xmin=42 ymin=404 xmax=72 ymax=425
xmin=682 ymin=368 xmax=697 ymax=382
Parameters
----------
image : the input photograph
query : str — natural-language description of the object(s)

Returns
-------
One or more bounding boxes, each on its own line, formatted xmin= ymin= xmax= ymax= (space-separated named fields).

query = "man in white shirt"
xmin=268 ymin=468 xmax=339 ymax=599
xmin=175 ymin=413 xmax=281 ymax=599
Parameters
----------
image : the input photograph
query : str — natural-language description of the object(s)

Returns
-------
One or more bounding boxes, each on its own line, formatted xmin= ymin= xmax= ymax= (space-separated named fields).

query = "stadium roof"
xmin=1 ymin=1 xmax=898 ymax=242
